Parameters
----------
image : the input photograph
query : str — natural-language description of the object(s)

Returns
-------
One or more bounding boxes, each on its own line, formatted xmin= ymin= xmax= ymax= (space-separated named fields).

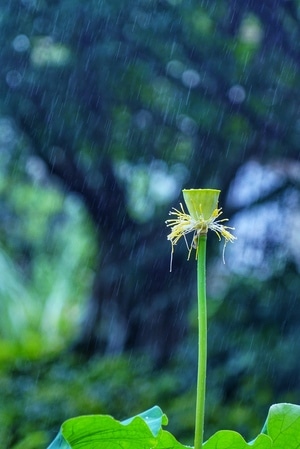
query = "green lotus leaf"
xmin=263 ymin=403 xmax=300 ymax=448
xmin=203 ymin=429 xmax=272 ymax=449
xmin=47 ymin=406 xmax=189 ymax=449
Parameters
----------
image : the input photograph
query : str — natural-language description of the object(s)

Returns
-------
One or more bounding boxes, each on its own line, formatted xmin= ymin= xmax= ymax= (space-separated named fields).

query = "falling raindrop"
xmin=21 ymin=0 xmax=37 ymax=7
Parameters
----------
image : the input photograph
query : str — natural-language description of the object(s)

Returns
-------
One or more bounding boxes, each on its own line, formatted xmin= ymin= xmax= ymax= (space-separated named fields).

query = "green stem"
xmin=194 ymin=234 xmax=207 ymax=449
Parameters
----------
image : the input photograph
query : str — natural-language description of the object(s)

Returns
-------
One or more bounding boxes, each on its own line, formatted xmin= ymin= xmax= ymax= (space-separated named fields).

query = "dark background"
xmin=0 ymin=0 xmax=300 ymax=447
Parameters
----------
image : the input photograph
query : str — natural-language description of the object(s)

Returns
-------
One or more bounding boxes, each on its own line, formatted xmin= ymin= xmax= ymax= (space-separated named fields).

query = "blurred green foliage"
xmin=0 ymin=350 xmax=266 ymax=449
xmin=2 ymin=272 xmax=300 ymax=449
xmin=0 ymin=163 xmax=97 ymax=356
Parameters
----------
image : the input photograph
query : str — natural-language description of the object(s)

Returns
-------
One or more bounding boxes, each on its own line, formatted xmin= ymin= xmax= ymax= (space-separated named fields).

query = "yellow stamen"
xmin=166 ymin=202 xmax=236 ymax=270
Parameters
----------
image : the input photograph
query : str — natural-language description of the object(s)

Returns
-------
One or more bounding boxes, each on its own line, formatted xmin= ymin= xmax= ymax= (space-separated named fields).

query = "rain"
xmin=0 ymin=0 xmax=300 ymax=447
